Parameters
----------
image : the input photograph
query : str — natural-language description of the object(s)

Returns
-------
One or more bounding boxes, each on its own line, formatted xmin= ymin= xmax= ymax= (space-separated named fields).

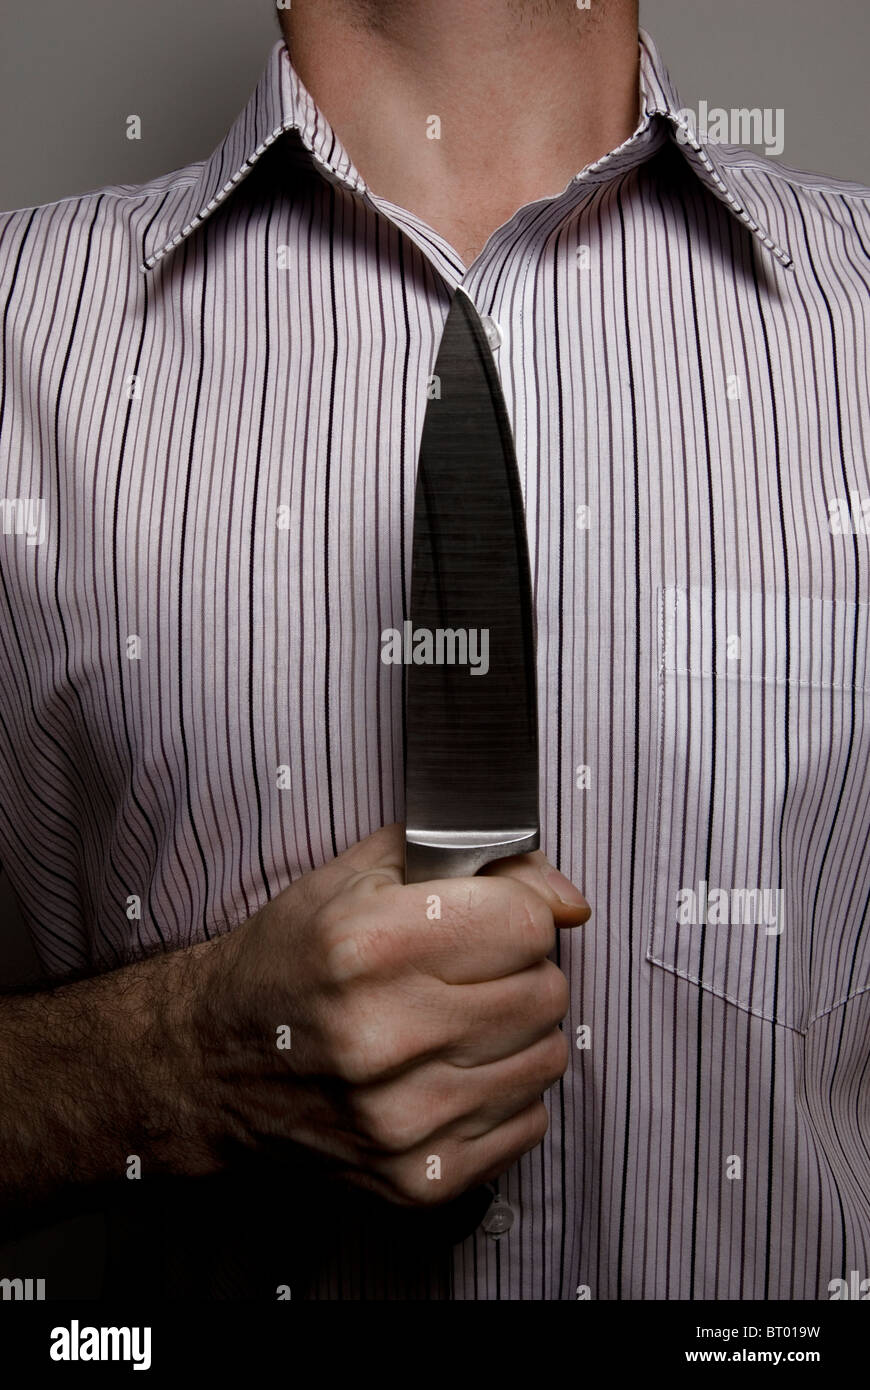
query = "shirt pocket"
xmin=647 ymin=585 xmax=870 ymax=1034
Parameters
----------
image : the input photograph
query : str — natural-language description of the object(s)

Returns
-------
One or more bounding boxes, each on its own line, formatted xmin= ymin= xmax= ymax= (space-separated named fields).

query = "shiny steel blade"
xmin=404 ymin=288 xmax=539 ymax=883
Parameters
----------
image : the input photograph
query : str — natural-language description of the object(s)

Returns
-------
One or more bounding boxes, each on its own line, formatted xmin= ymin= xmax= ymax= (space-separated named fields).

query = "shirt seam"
xmin=0 ymin=177 xmax=202 ymax=221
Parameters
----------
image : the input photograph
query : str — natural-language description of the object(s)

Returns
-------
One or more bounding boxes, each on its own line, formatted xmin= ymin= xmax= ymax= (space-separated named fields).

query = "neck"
xmin=279 ymin=1 xmax=641 ymax=267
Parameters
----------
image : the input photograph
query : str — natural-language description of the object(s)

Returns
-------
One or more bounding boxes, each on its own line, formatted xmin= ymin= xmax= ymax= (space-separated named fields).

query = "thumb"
xmin=479 ymin=849 xmax=591 ymax=926
xmin=293 ymin=826 xmax=590 ymax=926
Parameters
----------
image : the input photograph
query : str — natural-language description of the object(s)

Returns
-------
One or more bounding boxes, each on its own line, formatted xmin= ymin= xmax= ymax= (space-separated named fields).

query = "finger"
xmin=361 ymin=872 xmax=560 ymax=984
xmin=437 ymin=1028 xmax=568 ymax=1142
xmin=295 ymin=823 xmax=406 ymax=914
xmin=346 ymin=957 xmax=570 ymax=1085
xmin=441 ymin=961 xmax=570 ymax=1064
xmin=350 ymin=1026 xmax=569 ymax=1155
xmin=379 ymin=1099 xmax=550 ymax=1205
xmin=480 ymin=849 xmax=591 ymax=925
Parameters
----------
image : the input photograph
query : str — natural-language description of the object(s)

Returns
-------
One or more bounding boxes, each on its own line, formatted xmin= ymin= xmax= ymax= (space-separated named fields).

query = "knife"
xmin=404 ymin=288 xmax=539 ymax=884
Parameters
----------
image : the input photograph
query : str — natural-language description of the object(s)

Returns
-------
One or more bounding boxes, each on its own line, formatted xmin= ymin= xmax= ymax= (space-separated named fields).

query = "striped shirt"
xmin=1 ymin=29 xmax=869 ymax=1300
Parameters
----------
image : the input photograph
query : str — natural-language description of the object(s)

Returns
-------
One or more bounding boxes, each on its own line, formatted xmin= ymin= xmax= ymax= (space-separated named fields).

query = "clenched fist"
xmin=190 ymin=824 xmax=589 ymax=1208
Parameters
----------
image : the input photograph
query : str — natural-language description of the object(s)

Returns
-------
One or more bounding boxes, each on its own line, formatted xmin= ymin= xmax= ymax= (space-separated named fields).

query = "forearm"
xmin=0 ymin=935 xmax=224 ymax=1229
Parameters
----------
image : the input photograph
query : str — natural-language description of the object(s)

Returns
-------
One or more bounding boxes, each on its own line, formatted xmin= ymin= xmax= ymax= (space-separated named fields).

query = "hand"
xmin=193 ymin=824 xmax=589 ymax=1208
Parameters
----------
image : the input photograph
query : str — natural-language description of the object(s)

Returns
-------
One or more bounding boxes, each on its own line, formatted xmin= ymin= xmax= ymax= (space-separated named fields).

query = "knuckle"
xmin=352 ymin=1096 xmax=419 ymax=1156
xmin=378 ymin=1139 xmax=471 ymax=1208
xmin=511 ymin=884 xmax=556 ymax=955
xmin=439 ymin=877 xmax=494 ymax=940
xmin=327 ymin=1008 xmax=402 ymax=1085
xmin=540 ymin=1027 xmax=571 ymax=1082
xmin=528 ymin=1100 xmax=550 ymax=1144
xmin=391 ymin=1175 xmax=431 ymax=1207
xmin=321 ymin=903 xmax=405 ymax=987
xmin=440 ymin=877 xmax=554 ymax=959
xmin=540 ymin=961 xmax=570 ymax=1021
xmin=352 ymin=915 xmax=407 ymax=978
xmin=396 ymin=1165 xmax=465 ymax=1208
xmin=318 ymin=902 xmax=364 ymax=985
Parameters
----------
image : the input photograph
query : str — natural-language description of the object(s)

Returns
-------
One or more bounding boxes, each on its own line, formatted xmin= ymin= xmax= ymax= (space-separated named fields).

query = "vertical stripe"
xmin=0 ymin=29 xmax=868 ymax=1301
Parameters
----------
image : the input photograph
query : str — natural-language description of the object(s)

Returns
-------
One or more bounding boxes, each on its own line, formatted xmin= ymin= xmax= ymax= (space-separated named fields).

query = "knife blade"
xmin=404 ymin=288 xmax=539 ymax=884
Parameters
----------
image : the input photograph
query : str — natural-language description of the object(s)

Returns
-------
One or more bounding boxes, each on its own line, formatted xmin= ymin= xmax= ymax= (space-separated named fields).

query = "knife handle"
xmin=404 ymin=829 xmax=540 ymax=884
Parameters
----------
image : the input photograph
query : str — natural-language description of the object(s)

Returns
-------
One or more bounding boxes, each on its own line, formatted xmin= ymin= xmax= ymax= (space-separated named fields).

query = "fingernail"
xmin=542 ymin=864 xmax=589 ymax=910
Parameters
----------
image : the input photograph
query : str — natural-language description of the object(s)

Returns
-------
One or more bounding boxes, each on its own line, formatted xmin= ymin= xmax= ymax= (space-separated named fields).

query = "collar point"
xmin=760 ymin=237 xmax=794 ymax=270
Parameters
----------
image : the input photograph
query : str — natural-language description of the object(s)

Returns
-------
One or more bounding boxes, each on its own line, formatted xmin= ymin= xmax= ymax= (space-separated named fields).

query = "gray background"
xmin=1 ymin=0 xmax=869 ymax=217
xmin=0 ymin=0 xmax=867 ymax=1294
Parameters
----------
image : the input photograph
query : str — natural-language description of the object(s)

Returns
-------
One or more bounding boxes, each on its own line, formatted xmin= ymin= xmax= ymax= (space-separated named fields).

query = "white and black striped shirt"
xmin=1 ymin=30 xmax=869 ymax=1299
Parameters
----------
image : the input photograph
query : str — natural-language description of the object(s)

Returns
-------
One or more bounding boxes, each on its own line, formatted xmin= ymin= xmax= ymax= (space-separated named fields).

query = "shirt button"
xmin=480 ymin=315 xmax=503 ymax=351
xmin=481 ymin=1193 xmax=515 ymax=1239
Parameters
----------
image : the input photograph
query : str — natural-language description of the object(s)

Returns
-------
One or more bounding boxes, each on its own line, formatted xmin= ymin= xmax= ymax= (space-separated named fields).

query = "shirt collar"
xmin=141 ymin=39 xmax=363 ymax=272
xmin=637 ymin=29 xmax=792 ymax=268
xmin=141 ymin=30 xmax=792 ymax=274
